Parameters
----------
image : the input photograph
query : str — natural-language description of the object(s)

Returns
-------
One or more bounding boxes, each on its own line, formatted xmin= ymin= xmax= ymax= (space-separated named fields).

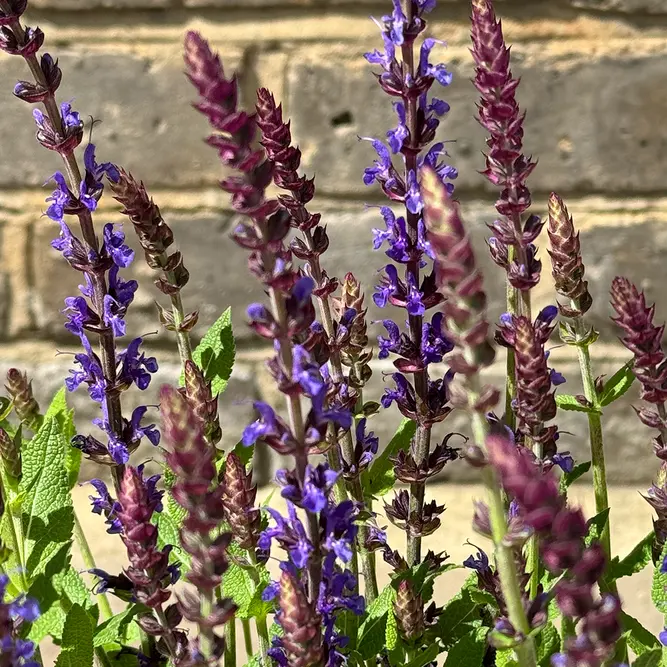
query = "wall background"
xmin=1 ymin=0 xmax=666 ymax=483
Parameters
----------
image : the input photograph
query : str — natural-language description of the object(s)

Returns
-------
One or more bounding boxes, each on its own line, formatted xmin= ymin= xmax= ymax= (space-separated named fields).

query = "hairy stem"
xmin=224 ymin=619 xmax=237 ymax=667
xmin=73 ymin=511 xmax=113 ymax=621
xmin=469 ymin=407 xmax=536 ymax=667
xmin=247 ymin=550 xmax=270 ymax=665
xmin=165 ymin=274 xmax=194 ymax=368
xmin=572 ymin=313 xmax=617 ymax=601
xmin=242 ymin=619 xmax=254 ymax=658
xmin=199 ymin=589 xmax=216 ymax=659
xmin=402 ymin=0 xmax=431 ymax=568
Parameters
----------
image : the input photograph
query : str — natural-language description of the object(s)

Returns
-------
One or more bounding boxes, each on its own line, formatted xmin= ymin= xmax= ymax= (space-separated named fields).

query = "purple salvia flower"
xmin=0 ymin=574 xmax=40 ymax=667
xmin=0 ymin=8 xmax=160 ymax=486
xmin=364 ymin=0 xmax=457 ymax=570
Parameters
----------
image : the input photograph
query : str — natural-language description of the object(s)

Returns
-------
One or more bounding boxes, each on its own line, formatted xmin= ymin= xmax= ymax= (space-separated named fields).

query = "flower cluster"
xmin=421 ymin=167 xmax=498 ymax=418
xmin=115 ymin=466 xmax=188 ymax=660
xmin=220 ymin=451 xmax=261 ymax=552
xmin=5 ymin=369 xmax=42 ymax=434
xmin=471 ymin=0 xmax=542 ymax=291
xmin=263 ymin=496 xmax=364 ymax=667
xmin=610 ymin=277 xmax=667 ymax=559
xmin=185 ymin=31 xmax=364 ymax=662
xmin=161 ymin=385 xmax=236 ymax=658
xmin=110 ymin=170 xmax=199 ymax=348
xmin=488 ymin=435 xmax=621 ymax=666
xmin=255 ymin=89 xmax=375 ymax=461
xmin=0 ymin=574 xmax=40 ymax=667
xmin=363 ymin=1 xmax=457 ymax=407
xmin=496 ymin=308 xmax=569 ymax=467
xmin=364 ymin=1 xmax=459 ymax=568
xmin=0 ymin=3 xmax=159 ymax=471
xmin=547 ymin=194 xmax=592 ymax=318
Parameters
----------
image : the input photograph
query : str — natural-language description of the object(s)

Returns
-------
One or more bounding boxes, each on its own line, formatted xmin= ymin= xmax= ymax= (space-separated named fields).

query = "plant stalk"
xmin=3 ymin=11 xmax=125 ymax=490
xmin=225 ymin=620 xmax=237 ymax=667
xmin=267 ymin=269 xmax=322 ymax=602
xmin=469 ymin=407 xmax=537 ymax=667
xmin=242 ymin=619 xmax=254 ymax=659
xmin=164 ymin=265 xmax=194 ymax=368
xmin=247 ymin=550 xmax=270 ymax=665
xmin=300 ymin=228 xmax=378 ymax=601
xmin=571 ymin=312 xmax=617 ymax=602
xmin=402 ymin=0 xmax=431 ymax=568
xmin=73 ymin=510 xmax=113 ymax=621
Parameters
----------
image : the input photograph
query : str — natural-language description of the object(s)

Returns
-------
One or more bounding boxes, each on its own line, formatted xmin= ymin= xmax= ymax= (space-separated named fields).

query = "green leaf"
xmin=162 ymin=465 xmax=188 ymax=525
xmin=385 ymin=602 xmax=398 ymax=651
xmin=619 ymin=611 xmax=659 ymax=656
xmin=536 ymin=623 xmax=561 ymax=667
xmin=443 ymin=626 xmax=488 ymax=667
xmin=358 ymin=585 xmax=396 ymax=660
xmin=155 ymin=512 xmax=190 ymax=569
xmin=559 ymin=461 xmax=591 ymax=493
xmin=94 ymin=605 xmax=142 ymax=647
xmin=584 ymin=508 xmax=610 ymax=547
xmin=28 ymin=558 xmax=97 ymax=644
xmin=436 ymin=577 xmax=483 ymax=650
xmin=610 ymin=532 xmax=654 ymax=581
xmin=361 ymin=419 xmax=417 ymax=498
xmin=556 ymin=394 xmax=599 ymax=414
xmin=20 ymin=417 xmax=73 ymax=578
xmin=223 ymin=562 xmax=272 ymax=621
xmin=494 ymin=649 xmax=517 ymax=667
xmin=191 ymin=307 xmax=235 ymax=397
xmin=54 ymin=604 xmax=94 ymax=667
xmin=599 ymin=362 xmax=636 ymax=407
xmin=651 ymin=541 xmax=667 ymax=614
xmin=44 ymin=387 xmax=79 ymax=489
xmin=468 ymin=587 xmax=497 ymax=609
xmin=405 ymin=643 xmax=439 ymax=667
xmin=633 ymin=649 xmax=662 ymax=667
xmin=0 ymin=396 xmax=13 ymax=423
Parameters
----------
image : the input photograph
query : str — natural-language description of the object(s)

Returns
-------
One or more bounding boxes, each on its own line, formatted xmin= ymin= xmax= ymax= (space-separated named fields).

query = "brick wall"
xmin=1 ymin=0 xmax=665 ymax=482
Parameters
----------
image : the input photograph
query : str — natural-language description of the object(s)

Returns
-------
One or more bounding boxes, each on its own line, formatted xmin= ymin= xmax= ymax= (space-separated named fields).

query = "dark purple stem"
xmin=401 ymin=0 xmax=430 ymax=567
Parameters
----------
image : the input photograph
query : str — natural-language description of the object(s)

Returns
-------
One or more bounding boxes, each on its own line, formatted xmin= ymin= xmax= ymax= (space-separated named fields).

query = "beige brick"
xmin=255 ymin=51 xmax=289 ymax=109
xmin=29 ymin=0 xmax=170 ymax=7
xmin=286 ymin=43 xmax=667 ymax=196
xmin=572 ymin=0 xmax=667 ymax=11
xmin=0 ymin=219 xmax=32 ymax=337
xmin=0 ymin=44 xmax=243 ymax=188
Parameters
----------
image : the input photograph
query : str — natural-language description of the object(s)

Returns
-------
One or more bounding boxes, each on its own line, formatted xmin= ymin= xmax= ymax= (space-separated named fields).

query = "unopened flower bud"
xmin=5 ymin=369 xmax=42 ymax=433
xmin=394 ymin=580 xmax=425 ymax=642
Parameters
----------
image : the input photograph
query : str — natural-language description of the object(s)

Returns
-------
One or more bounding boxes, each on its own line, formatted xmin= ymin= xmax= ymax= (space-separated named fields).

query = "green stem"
xmin=242 ymin=619 xmax=254 ymax=659
xmin=7 ymin=501 xmax=28 ymax=592
xmin=571 ymin=313 xmax=617 ymax=601
xmin=199 ymin=590 xmax=216 ymax=660
xmin=469 ymin=400 xmax=536 ymax=667
xmin=95 ymin=646 xmax=114 ymax=667
xmin=352 ymin=475 xmax=379 ymax=604
xmin=225 ymin=620 xmax=237 ymax=667
xmin=247 ymin=551 xmax=270 ymax=666
xmin=572 ymin=316 xmax=610 ymax=555
xmin=73 ymin=511 xmax=113 ymax=621
xmin=163 ymin=266 xmax=193 ymax=368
